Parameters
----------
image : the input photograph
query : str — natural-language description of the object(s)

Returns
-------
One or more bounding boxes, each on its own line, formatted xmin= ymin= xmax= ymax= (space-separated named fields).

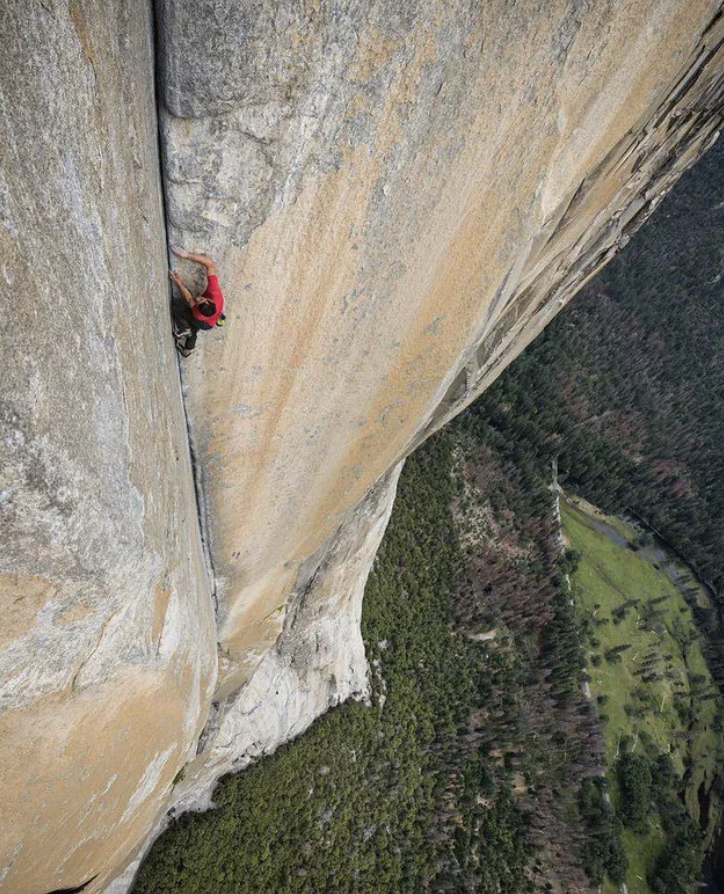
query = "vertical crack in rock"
xmin=4 ymin=3 xmax=724 ymax=894
xmin=150 ymin=0 xmax=219 ymax=618
xmin=46 ymin=874 xmax=98 ymax=894
xmin=174 ymin=392 xmax=220 ymax=617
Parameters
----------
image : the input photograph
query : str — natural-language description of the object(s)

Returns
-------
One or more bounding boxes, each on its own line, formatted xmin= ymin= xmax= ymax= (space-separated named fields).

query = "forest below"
xmin=134 ymin=412 xmax=602 ymax=894
xmin=132 ymin=134 xmax=724 ymax=894
xmin=475 ymin=135 xmax=724 ymax=597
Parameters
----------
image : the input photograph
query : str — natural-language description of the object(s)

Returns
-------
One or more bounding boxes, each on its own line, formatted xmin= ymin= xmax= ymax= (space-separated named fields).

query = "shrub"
xmin=617 ymin=752 xmax=652 ymax=831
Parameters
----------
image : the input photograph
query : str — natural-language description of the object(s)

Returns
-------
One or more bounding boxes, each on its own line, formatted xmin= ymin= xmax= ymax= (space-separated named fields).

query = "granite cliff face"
xmin=0 ymin=4 xmax=216 ymax=893
xmin=160 ymin=0 xmax=724 ymax=693
xmin=1 ymin=1 xmax=724 ymax=893
xmin=159 ymin=0 xmax=724 ymax=813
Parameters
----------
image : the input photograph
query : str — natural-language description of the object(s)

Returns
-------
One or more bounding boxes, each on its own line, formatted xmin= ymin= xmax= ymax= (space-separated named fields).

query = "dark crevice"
xmin=148 ymin=0 xmax=219 ymax=617
xmin=46 ymin=874 xmax=98 ymax=894
xmin=184 ymin=434 xmax=220 ymax=617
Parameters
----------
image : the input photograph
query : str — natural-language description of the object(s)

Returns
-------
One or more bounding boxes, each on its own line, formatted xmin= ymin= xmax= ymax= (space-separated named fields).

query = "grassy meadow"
xmin=562 ymin=496 xmax=722 ymax=894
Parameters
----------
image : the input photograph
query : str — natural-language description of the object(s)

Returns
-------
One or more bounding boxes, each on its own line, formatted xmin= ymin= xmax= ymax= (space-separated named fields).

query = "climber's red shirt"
xmin=191 ymin=274 xmax=224 ymax=328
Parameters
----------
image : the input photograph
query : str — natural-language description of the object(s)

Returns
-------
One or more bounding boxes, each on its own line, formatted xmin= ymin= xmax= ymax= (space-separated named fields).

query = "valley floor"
xmin=131 ymin=433 xmax=724 ymax=894
xmin=562 ymin=496 xmax=723 ymax=894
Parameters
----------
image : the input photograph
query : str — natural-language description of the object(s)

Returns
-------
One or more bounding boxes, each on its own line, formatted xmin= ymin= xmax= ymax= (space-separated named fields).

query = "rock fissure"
xmin=151 ymin=0 xmax=219 ymax=622
xmin=45 ymin=875 xmax=98 ymax=894
xmin=68 ymin=608 xmax=122 ymax=693
xmin=175 ymin=404 xmax=218 ymax=617
xmin=3 ymin=2 xmax=724 ymax=893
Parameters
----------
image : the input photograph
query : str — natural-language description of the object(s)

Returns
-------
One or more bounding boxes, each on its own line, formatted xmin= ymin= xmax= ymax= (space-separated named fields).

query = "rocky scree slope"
xmin=0 ymin=2 xmax=723 ymax=894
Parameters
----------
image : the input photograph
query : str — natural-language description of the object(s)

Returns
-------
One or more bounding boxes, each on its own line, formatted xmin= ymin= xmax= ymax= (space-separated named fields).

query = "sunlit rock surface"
xmin=160 ymin=0 xmax=724 ymax=701
xmin=2 ymin=1 xmax=724 ymax=892
xmin=106 ymin=465 xmax=402 ymax=894
xmin=0 ymin=4 xmax=215 ymax=893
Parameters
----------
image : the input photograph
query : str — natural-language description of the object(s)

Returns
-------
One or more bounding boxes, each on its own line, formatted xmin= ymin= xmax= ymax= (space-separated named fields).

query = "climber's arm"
xmin=169 ymin=271 xmax=197 ymax=307
xmin=172 ymin=245 xmax=217 ymax=276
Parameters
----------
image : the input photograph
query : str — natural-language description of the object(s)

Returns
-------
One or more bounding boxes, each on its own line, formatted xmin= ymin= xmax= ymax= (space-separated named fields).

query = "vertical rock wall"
xmin=158 ymin=0 xmax=724 ymax=698
xmin=0 ymin=3 xmax=216 ymax=892
xmin=103 ymin=462 xmax=402 ymax=893
xmin=2 ymin=2 xmax=724 ymax=892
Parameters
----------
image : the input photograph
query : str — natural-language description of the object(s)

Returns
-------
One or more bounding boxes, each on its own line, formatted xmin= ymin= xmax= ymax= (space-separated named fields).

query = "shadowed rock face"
xmin=2 ymin=1 xmax=724 ymax=893
xmin=0 ymin=3 xmax=216 ymax=893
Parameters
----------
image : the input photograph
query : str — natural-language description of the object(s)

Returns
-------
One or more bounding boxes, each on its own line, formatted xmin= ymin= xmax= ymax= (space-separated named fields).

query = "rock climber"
xmin=169 ymin=246 xmax=226 ymax=356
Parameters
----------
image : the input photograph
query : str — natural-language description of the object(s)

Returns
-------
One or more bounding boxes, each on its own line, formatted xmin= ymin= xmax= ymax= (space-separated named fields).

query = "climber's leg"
xmin=176 ymin=328 xmax=197 ymax=356
xmin=168 ymin=270 xmax=198 ymax=356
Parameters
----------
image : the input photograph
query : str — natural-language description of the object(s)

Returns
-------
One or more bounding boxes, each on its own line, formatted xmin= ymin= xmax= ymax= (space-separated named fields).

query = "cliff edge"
xmin=1 ymin=2 xmax=723 ymax=893
xmin=158 ymin=0 xmax=724 ymax=844
xmin=0 ymin=4 xmax=215 ymax=893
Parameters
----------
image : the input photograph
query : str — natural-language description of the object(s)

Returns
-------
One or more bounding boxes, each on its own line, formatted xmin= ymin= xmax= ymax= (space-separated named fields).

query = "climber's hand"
xmin=172 ymin=245 xmax=191 ymax=259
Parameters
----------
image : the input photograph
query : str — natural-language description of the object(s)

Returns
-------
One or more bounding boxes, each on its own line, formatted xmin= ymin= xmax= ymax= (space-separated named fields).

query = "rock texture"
xmin=104 ymin=465 xmax=401 ymax=893
xmin=2 ymin=1 xmax=724 ymax=893
xmin=178 ymin=464 xmax=401 ymax=806
xmin=159 ymin=0 xmax=724 ymax=693
xmin=0 ymin=4 xmax=216 ymax=893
